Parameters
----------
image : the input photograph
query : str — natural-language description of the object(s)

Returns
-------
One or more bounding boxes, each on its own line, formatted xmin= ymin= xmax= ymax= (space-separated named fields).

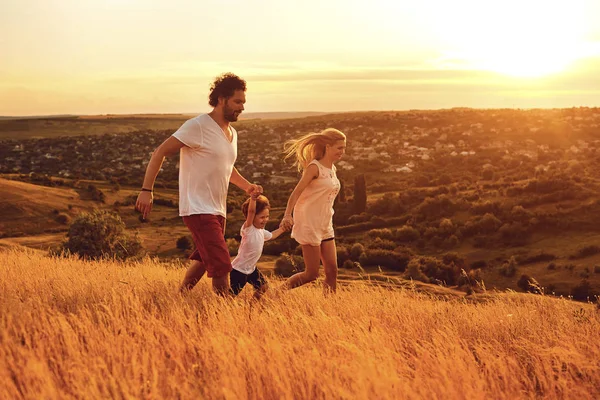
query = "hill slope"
xmin=0 ymin=178 xmax=92 ymax=237
xmin=1 ymin=249 xmax=599 ymax=399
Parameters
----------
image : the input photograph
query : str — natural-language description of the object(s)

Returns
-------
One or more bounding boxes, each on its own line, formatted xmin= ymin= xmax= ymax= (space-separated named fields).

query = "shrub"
xmin=369 ymin=216 xmax=387 ymax=227
xmin=406 ymin=258 xmax=429 ymax=283
xmin=263 ymin=238 xmax=295 ymax=256
xmin=367 ymin=237 xmax=396 ymax=251
xmin=510 ymin=205 xmax=532 ymax=223
xmin=547 ymin=262 xmax=557 ymax=270
xmin=421 ymin=256 xmax=461 ymax=285
xmin=519 ymin=252 xmax=556 ymax=265
xmin=470 ymin=201 xmax=502 ymax=216
xmin=442 ymin=252 xmax=466 ymax=269
xmin=347 ymin=213 xmax=370 ymax=224
xmin=61 ymin=210 xmax=143 ymax=260
xmin=570 ymin=245 xmax=600 ymax=260
xmin=438 ymin=218 xmax=455 ymax=237
xmin=498 ymin=222 xmax=530 ymax=246
xmin=570 ymin=279 xmax=598 ymax=301
xmin=517 ymin=274 xmax=542 ymax=294
xmin=415 ymin=195 xmax=459 ymax=220
xmin=342 ymin=259 xmax=355 ymax=270
xmin=367 ymin=228 xmax=394 ymax=240
xmin=462 ymin=213 xmax=502 ymax=236
xmin=226 ymin=238 xmax=239 ymax=256
xmin=594 ymin=265 xmax=600 ymax=274
xmin=499 ymin=257 xmax=517 ymax=277
xmin=470 ymin=260 xmax=488 ymax=269
xmin=395 ymin=225 xmax=420 ymax=242
xmin=176 ymin=235 xmax=192 ymax=251
xmin=273 ymin=253 xmax=305 ymax=277
xmin=350 ymin=243 xmax=365 ymax=261
xmin=359 ymin=249 xmax=411 ymax=271
xmin=444 ymin=235 xmax=460 ymax=249
xmin=336 ymin=246 xmax=351 ymax=268
xmin=56 ymin=213 xmax=71 ymax=225
xmin=86 ymin=184 xmax=106 ymax=203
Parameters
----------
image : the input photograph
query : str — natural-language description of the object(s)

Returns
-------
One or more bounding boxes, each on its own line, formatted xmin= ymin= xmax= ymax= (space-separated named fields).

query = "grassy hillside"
xmin=1 ymin=248 xmax=599 ymax=399
xmin=0 ymin=115 xmax=190 ymax=140
xmin=0 ymin=178 xmax=91 ymax=237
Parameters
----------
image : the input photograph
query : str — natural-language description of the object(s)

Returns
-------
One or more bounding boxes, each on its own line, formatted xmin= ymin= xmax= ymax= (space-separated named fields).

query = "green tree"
xmin=62 ymin=210 xmax=143 ymax=260
xmin=353 ymin=174 xmax=367 ymax=214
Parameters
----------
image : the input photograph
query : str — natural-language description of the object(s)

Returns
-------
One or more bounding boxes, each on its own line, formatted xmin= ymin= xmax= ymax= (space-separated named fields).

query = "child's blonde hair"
xmin=283 ymin=128 xmax=346 ymax=172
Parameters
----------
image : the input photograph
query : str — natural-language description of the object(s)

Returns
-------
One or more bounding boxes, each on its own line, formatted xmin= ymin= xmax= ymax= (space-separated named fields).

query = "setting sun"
xmin=432 ymin=0 xmax=588 ymax=77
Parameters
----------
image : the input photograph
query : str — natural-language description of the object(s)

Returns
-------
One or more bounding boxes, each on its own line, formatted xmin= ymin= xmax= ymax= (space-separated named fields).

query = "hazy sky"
xmin=1 ymin=0 xmax=599 ymax=115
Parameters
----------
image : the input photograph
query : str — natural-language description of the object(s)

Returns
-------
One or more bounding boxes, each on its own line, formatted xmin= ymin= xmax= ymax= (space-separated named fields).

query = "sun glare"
xmin=433 ymin=0 xmax=588 ymax=77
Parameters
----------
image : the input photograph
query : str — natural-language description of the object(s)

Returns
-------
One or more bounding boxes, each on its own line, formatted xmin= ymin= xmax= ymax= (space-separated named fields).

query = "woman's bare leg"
xmin=284 ymin=245 xmax=321 ymax=289
xmin=320 ymin=239 xmax=338 ymax=293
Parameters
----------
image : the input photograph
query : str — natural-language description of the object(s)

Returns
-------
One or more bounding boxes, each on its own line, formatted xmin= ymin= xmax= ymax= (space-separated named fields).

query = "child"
xmin=230 ymin=194 xmax=287 ymax=298
xmin=280 ymin=128 xmax=346 ymax=293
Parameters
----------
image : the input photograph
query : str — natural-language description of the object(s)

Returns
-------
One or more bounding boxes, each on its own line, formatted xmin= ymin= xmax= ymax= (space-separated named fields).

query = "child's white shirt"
xmin=231 ymin=224 xmax=273 ymax=274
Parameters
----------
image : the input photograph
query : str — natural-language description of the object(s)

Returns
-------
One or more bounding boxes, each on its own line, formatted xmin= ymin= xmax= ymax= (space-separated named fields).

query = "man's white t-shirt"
xmin=172 ymin=114 xmax=237 ymax=217
xmin=232 ymin=224 xmax=273 ymax=274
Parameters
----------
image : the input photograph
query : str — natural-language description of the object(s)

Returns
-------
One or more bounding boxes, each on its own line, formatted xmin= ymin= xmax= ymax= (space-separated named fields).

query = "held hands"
xmin=280 ymin=215 xmax=294 ymax=231
xmin=246 ymin=183 xmax=263 ymax=198
xmin=135 ymin=190 xmax=153 ymax=219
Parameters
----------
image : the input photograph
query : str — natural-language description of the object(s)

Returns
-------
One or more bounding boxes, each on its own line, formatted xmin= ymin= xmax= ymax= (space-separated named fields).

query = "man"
xmin=136 ymin=73 xmax=262 ymax=295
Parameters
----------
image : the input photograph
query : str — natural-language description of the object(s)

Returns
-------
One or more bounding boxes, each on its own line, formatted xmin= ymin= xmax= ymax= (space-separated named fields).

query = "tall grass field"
xmin=1 ymin=248 xmax=599 ymax=399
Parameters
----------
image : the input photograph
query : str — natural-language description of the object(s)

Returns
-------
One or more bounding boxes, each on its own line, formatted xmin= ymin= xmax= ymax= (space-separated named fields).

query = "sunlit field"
xmin=1 ymin=248 xmax=599 ymax=399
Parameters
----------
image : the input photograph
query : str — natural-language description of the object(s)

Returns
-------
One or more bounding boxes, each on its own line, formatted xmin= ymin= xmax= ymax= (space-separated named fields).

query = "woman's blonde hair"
xmin=283 ymin=128 xmax=346 ymax=171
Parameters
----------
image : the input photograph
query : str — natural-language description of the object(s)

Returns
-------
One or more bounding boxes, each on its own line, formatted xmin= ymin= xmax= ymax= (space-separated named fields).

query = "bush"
xmin=367 ymin=237 xmax=396 ymax=251
xmin=570 ymin=279 xmax=598 ymax=301
xmin=415 ymin=195 xmax=459 ymax=220
xmin=510 ymin=205 xmax=532 ymax=223
xmin=342 ymin=259 xmax=355 ymax=269
xmin=176 ymin=235 xmax=192 ymax=251
xmin=86 ymin=184 xmax=106 ymax=203
xmin=517 ymin=274 xmax=542 ymax=294
xmin=336 ymin=246 xmax=351 ymax=268
xmin=498 ymin=222 xmax=530 ymax=246
xmin=263 ymin=238 xmax=295 ymax=256
xmin=442 ymin=252 xmax=466 ymax=269
xmin=419 ymin=256 xmax=462 ymax=285
xmin=444 ymin=235 xmax=460 ymax=249
xmin=395 ymin=225 xmax=420 ymax=242
xmin=470 ymin=200 xmax=502 ymax=216
xmin=226 ymin=238 xmax=239 ymax=256
xmin=350 ymin=243 xmax=365 ymax=261
xmin=499 ymin=257 xmax=517 ymax=277
xmin=367 ymin=228 xmax=394 ymax=240
xmin=273 ymin=253 xmax=305 ymax=277
xmin=570 ymin=245 xmax=600 ymax=260
xmin=61 ymin=210 xmax=143 ymax=260
xmin=519 ymin=252 xmax=556 ymax=265
xmin=56 ymin=213 xmax=71 ymax=225
xmin=470 ymin=260 xmax=488 ymax=269
xmin=594 ymin=265 xmax=600 ymax=274
xmin=462 ymin=213 xmax=502 ymax=237
xmin=406 ymin=258 xmax=429 ymax=283
xmin=347 ymin=213 xmax=370 ymax=224
xmin=359 ymin=249 xmax=411 ymax=271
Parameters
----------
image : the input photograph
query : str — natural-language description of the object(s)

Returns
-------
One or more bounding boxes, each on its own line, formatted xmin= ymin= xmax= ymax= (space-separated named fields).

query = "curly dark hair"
xmin=208 ymin=73 xmax=247 ymax=107
xmin=242 ymin=195 xmax=270 ymax=217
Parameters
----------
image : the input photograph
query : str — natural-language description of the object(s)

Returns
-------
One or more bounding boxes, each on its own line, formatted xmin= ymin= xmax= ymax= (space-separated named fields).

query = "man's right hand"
xmin=135 ymin=191 xmax=154 ymax=219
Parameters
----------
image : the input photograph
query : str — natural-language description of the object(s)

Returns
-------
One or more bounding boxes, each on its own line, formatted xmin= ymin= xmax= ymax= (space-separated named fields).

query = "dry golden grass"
xmin=1 ymin=249 xmax=599 ymax=399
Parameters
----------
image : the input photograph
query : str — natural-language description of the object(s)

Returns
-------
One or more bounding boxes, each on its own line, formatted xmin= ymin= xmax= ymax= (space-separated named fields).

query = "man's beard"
xmin=224 ymin=105 xmax=239 ymax=122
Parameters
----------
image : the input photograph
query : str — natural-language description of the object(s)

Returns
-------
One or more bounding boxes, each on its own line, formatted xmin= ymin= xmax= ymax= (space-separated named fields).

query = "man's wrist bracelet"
xmin=141 ymin=188 xmax=153 ymax=192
